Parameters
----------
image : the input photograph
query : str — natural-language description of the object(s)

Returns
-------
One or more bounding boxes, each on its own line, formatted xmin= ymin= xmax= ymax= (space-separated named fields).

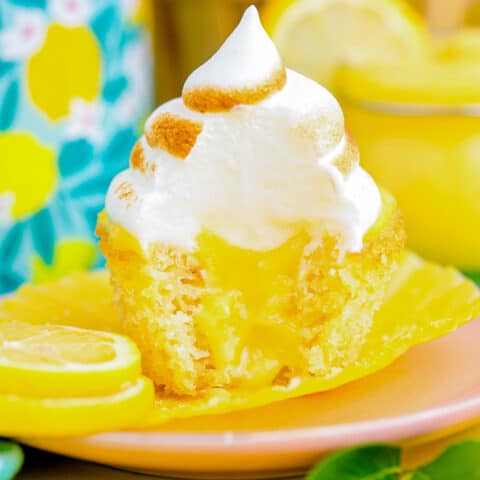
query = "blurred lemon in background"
xmin=27 ymin=25 xmax=101 ymax=121
xmin=0 ymin=132 xmax=56 ymax=219
xmin=263 ymin=0 xmax=430 ymax=91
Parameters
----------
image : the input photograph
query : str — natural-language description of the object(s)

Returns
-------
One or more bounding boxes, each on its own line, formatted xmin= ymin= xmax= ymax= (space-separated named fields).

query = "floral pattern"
xmin=49 ymin=0 xmax=92 ymax=26
xmin=0 ymin=9 xmax=47 ymax=61
xmin=0 ymin=0 xmax=153 ymax=293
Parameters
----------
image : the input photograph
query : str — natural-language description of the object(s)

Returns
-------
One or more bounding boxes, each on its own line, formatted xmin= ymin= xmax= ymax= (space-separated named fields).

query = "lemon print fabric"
xmin=27 ymin=24 xmax=101 ymax=121
xmin=0 ymin=132 xmax=57 ymax=218
xmin=0 ymin=0 xmax=154 ymax=293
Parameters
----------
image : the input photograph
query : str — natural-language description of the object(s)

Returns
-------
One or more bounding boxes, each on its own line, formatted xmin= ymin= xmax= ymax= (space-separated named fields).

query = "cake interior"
xmin=97 ymin=189 xmax=405 ymax=396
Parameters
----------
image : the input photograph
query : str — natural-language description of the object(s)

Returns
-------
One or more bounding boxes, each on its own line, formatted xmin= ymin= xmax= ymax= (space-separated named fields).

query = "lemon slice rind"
xmin=4 ymin=377 xmax=154 ymax=437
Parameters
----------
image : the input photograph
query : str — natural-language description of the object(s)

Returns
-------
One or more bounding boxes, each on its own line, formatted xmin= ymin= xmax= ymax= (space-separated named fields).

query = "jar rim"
xmin=335 ymin=59 xmax=480 ymax=109
xmin=341 ymin=95 xmax=480 ymax=117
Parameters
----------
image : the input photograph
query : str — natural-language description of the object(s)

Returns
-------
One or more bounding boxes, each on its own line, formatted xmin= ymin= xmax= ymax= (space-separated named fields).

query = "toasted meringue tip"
xmin=182 ymin=67 xmax=287 ymax=113
xmin=145 ymin=113 xmax=203 ymax=159
xmin=181 ymin=3 xmax=285 ymax=113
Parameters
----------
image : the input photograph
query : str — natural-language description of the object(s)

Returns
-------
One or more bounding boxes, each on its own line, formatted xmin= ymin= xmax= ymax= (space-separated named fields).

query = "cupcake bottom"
xmin=97 ymin=191 xmax=405 ymax=396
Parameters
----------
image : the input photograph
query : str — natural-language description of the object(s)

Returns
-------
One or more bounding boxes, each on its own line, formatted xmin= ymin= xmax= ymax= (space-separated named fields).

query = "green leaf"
xmin=0 ymin=79 xmax=19 ymax=131
xmin=463 ymin=270 xmax=480 ymax=285
xmin=0 ymin=440 xmax=23 ymax=480
xmin=91 ymin=6 xmax=117 ymax=52
xmin=7 ymin=0 xmax=46 ymax=7
xmin=102 ymin=76 xmax=128 ymax=103
xmin=31 ymin=208 xmax=55 ymax=265
xmin=307 ymin=444 xmax=402 ymax=480
xmin=416 ymin=440 xmax=480 ymax=480
xmin=58 ymin=139 xmax=94 ymax=178
xmin=0 ymin=61 xmax=15 ymax=78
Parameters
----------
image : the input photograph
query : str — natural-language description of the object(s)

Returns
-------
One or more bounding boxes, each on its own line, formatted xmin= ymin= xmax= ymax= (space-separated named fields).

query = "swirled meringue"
xmin=106 ymin=6 xmax=381 ymax=253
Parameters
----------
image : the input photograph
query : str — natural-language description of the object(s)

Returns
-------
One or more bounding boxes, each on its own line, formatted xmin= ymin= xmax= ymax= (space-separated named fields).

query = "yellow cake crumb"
xmin=97 ymin=190 xmax=406 ymax=396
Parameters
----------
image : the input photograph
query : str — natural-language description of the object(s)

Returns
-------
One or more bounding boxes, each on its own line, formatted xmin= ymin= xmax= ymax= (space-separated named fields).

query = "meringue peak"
xmin=182 ymin=5 xmax=286 ymax=113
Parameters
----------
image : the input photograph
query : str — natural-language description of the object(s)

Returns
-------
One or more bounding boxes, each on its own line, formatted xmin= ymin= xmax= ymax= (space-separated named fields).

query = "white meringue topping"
xmin=106 ymin=6 xmax=381 ymax=253
xmin=183 ymin=6 xmax=283 ymax=98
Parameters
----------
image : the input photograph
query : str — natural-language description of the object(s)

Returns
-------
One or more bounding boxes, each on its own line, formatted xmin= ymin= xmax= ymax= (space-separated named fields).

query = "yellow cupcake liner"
xmin=0 ymin=271 xmax=120 ymax=333
xmin=1 ymin=251 xmax=479 ymax=427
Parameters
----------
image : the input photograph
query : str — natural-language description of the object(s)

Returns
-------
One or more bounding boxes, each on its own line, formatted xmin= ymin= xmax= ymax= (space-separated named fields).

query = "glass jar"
xmin=337 ymin=60 xmax=480 ymax=276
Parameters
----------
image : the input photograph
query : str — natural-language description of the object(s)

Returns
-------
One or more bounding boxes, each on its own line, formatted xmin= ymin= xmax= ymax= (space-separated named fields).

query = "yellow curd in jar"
xmin=336 ymin=59 xmax=480 ymax=273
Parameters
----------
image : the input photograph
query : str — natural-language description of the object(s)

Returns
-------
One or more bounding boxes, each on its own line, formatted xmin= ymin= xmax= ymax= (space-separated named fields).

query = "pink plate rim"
xmin=63 ymin=385 xmax=480 ymax=454
xmin=56 ymin=316 xmax=480 ymax=453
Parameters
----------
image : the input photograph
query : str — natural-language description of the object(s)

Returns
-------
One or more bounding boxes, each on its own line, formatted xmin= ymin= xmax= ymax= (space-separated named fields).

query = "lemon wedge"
xmin=3 ymin=377 xmax=154 ymax=437
xmin=263 ymin=0 xmax=430 ymax=90
xmin=0 ymin=321 xmax=142 ymax=398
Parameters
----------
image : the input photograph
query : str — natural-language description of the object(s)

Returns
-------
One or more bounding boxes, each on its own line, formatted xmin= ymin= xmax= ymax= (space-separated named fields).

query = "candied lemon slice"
xmin=143 ymin=251 xmax=480 ymax=425
xmin=0 ymin=271 xmax=120 ymax=333
xmin=2 ymin=377 xmax=154 ymax=437
xmin=263 ymin=0 xmax=429 ymax=91
xmin=0 ymin=321 xmax=141 ymax=398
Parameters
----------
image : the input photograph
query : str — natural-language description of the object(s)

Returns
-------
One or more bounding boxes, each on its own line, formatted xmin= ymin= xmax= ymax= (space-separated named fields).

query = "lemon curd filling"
xmin=195 ymin=229 xmax=309 ymax=387
xmin=98 ymin=190 xmax=405 ymax=396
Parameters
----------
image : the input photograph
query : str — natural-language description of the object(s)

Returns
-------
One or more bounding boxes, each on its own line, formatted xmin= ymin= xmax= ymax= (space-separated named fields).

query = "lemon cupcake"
xmin=97 ymin=6 xmax=405 ymax=396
